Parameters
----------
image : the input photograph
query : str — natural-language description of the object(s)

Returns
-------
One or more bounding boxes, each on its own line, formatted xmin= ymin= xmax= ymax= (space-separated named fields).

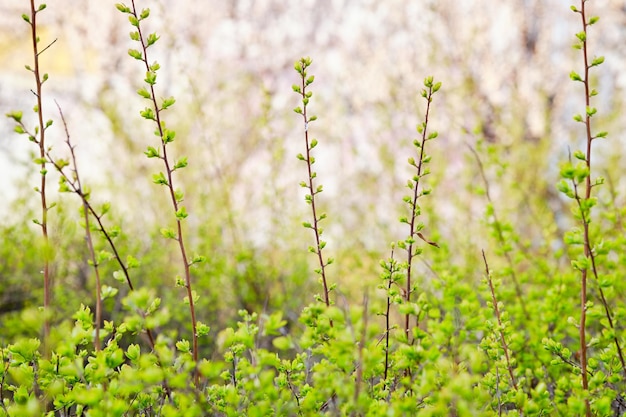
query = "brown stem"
xmin=51 ymin=105 xmax=103 ymax=350
xmin=576 ymin=1 xmax=592 ymax=415
xmin=404 ymin=84 xmax=434 ymax=342
xmin=295 ymin=59 xmax=333 ymax=326
xmin=130 ymin=0 xmax=198 ymax=382
xmin=29 ymin=0 xmax=51 ymax=349
xmin=466 ymin=144 xmax=530 ymax=321
xmin=482 ymin=250 xmax=518 ymax=390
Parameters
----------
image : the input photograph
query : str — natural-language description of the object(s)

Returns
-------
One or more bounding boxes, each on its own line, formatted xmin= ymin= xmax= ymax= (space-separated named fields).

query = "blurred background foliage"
xmin=0 ymin=0 xmax=625 ymax=354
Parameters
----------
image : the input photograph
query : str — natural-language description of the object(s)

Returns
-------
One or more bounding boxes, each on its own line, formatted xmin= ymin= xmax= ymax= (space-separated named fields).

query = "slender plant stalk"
xmin=568 ymin=1 xmax=625 ymax=413
xmin=467 ymin=144 xmax=529 ymax=320
xmin=380 ymin=246 xmax=401 ymax=382
xmin=352 ymin=293 xmax=368 ymax=415
xmin=403 ymin=77 xmax=441 ymax=342
xmin=293 ymin=57 xmax=334 ymax=322
xmin=482 ymin=250 xmax=517 ymax=390
xmin=573 ymin=3 xmax=626 ymax=380
xmin=574 ymin=10 xmax=592 ymax=407
xmin=53 ymin=105 xmax=102 ymax=350
xmin=118 ymin=0 xmax=201 ymax=383
xmin=24 ymin=0 xmax=58 ymax=349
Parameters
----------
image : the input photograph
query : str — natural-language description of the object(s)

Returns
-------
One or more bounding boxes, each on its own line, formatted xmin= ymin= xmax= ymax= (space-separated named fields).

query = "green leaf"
xmin=115 ymin=3 xmax=131 ymax=13
xmin=590 ymin=56 xmax=604 ymax=67
xmin=174 ymin=188 xmax=184 ymax=203
xmin=146 ymin=32 xmax=159 ymax=47
xmin=144 ymin=70 xmax=157 ymax=85
xmin=161 ymin=96 xmax=176 ymax=110
xmin=144 ymin=146 xmax=160 ymax=158
xmin=6 ymin=110 xmax=23 ymax=123
xmin=100 ymin=202 xmax=111 ymax=215
xmin=173 ymin=156 xmax=188 ymax=170
xmin=137 ymin=87 xmax=151 ymax=99
xmin=162 ymin=128 xmax=176 ymax=143
xmin=160 ymin=228 xmax=176 ymax=239
xmin=140 ymin=107 xmax=156 ymax=121
xmin=146 ymin=297 xmax=161 ymax=315
xmin=564 ymin=228 xmax=584 ymax=245
xmin=128 ymin=48 xmax=143 ymax=60
xmin=152 ymin=172 xmax=168 ymax=185
xmin=125 ymin=344 xmax=140 ymax=362
xmin=557 ymin=180 xmax=573 ymax=198
xmin=572 ymin=255 xmax=590 ymax=271
xmin=196 ymin=321 xmax=210 ymax=337
xmin=175 ymin=340 xmax=191 ymax=353
xmin=569 ymin=71 xmax=583 ymax=82
xmin=140 ymin=8 xmax=150 ymax=19
xmin=175 ymin=206 xmax=188 ymax=220
xmin=272 ymin=336 xmax=292 ymax=350
xmin=96 ymin=250 xmax=113 ymax=264
xmin=8 ymin=338 xmax=40 ymax=364
xmin=113 ymin=270 xmax=125 ymax=283
xmin=101 ymin=285 xmax=118 ymax=300
xmin=184 ymin=290 xmax=200 ymax=304
xmin=126 ymin=255 xmax=140 ymax=269
xmin=109 ymin=225 xmax=121 ymax=237
xmin=190 ymin=254 xmax=206 ymax=265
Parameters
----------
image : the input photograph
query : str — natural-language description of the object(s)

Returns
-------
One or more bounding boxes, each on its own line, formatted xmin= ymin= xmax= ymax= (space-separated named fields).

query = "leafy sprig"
xmin=293 ymin=57 xmax=335 ymax=322
xmin=116 ymin=0 xmax=205 ymax=384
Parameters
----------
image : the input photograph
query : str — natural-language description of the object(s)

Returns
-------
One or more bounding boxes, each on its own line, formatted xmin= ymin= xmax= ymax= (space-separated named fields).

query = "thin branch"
xmin=482 ymin=250 xmax=518 ymax=390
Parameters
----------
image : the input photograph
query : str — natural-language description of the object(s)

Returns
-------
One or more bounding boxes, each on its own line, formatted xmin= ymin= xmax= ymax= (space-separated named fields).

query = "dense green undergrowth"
xmin=1 ymin=1 xmax=625 ymax=416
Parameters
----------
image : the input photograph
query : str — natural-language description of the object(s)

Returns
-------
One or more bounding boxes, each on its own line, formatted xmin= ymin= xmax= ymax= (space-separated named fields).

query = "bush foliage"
xmin=1 ymin=1 xmax=625 ymax=416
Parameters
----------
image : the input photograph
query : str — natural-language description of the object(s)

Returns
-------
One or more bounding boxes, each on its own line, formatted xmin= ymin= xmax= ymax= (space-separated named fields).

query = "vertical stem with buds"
xmin=22 ymin=1 xmax=57 ymax=348
xmin=117 ymin=0 xmax=208 ymax=385
xmin=401 ymin=77 xmax=441 ymax=342
xmin=293 ymin=57 xmax=334 ymax=325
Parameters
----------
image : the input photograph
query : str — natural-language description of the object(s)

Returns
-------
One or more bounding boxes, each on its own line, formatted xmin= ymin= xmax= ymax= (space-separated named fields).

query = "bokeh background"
xmin=0 ymin=0 xmax=625 ymax=345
